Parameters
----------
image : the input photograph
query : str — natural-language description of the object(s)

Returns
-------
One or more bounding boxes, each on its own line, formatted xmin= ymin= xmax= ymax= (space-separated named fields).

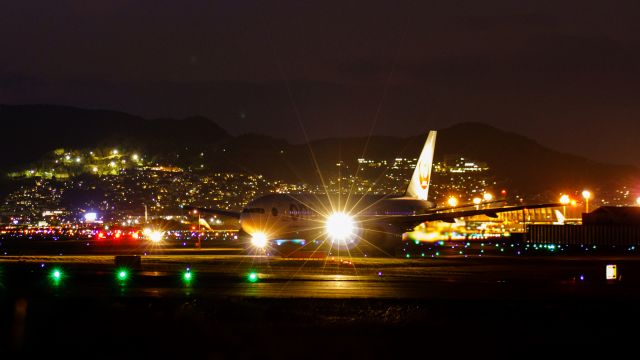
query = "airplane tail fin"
xmin=404 ymin=130 xmax=437 ymax=200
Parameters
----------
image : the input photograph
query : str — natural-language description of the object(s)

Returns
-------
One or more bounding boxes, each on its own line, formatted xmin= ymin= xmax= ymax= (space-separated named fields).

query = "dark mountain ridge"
xmin=1 ymin=104 xmax=637 ymax=199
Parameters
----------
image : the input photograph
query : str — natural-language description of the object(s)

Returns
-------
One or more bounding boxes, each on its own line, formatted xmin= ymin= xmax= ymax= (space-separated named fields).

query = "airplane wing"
xmin=365 ymin=203 xmax=561 ymax=232
xmin=180 ymin=205 xmax=241 ymax=219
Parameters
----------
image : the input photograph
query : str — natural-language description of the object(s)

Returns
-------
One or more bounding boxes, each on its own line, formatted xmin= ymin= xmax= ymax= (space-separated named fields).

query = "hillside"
xmin=1 ymin=105 xmax=638 ymax=198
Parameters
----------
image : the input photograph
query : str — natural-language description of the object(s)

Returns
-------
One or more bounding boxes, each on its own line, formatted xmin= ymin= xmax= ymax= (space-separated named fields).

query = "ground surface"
xmin=1 ymin=240 xmax=638 ymax=357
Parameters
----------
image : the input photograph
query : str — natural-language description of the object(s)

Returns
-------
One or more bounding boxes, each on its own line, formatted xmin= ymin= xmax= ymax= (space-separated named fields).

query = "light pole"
xmin=582 ymin=190 xmax=592 ymax=213
xmin=193 ymin=210 xmax=201 ymax=249
xmin=560 ymin=194 xmax=570 ymax=219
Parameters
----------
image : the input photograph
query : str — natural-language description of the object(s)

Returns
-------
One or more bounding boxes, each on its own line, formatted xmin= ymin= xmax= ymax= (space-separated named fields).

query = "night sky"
xmin=2 ymin=1 xmax=639 ymax=165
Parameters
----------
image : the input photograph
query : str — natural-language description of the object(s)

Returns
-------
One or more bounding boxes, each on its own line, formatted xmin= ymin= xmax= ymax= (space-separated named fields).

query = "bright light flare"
xmin=149 ymin=230 xmax=163 ymax=243
xmin=582 ymin=190 xmax=592 ymax=200
xmin=447 ymin=197 xmax=458 ymax=207
xmin=636 ymin=197 xmax=640 ymax=206
xmin=248 ymin=272 xmax=259 ymax=283
xmin=472 ymin=197 xmax=482 ymax=205
xmin=325 ymin=212 xmax=355 ymax=241
xmin=560 ymin=195 xmax=571 ymax=205
xmin=251 ymin=232 xmax=268 ymax=248
xmin=483 ymin=193 xmax=493 ymax=201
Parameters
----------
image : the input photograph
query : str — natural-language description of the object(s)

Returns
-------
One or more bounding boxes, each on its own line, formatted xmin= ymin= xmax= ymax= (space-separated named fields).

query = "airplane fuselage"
xmin=239 ymin=193 xmax=435 ymax=241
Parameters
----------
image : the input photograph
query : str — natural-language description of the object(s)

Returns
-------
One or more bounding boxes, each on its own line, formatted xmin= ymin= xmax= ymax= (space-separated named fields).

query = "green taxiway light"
xmin=248 ymin=272 xmax=259 ymax=283
xmin=117 ymin=269 xmax=129 ymax=281
xmin=50 ymin=268 xmax=63 ymax=281
xmin=183 ymin=271 xmax=192 ymax=282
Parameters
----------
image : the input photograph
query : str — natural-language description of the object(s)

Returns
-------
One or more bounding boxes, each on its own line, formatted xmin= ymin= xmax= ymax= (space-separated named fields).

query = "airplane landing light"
xmin=326 ymin=212 xmax=355 ymax=241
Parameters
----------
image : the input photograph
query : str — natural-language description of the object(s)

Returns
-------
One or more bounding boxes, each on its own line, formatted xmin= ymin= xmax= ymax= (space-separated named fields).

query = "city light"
xmin=483 ymin=193 xmax=493 ymax=201
xmin=473 ymin=197 xmax=482 ymax=205
xmin=560 ymin=195 xmax=570 ymax=205
xmin=251 ymin=232 xmax=268 ymax=248
xmin=84 ymin=212 xmax=97 ymax=222
xmin=132 ymin=154 xmax=139 ymax=161
xmin=325 ymin=212 xmax=355 ymax=241
xmin=447 ymin=196 xmax=458 ymax=207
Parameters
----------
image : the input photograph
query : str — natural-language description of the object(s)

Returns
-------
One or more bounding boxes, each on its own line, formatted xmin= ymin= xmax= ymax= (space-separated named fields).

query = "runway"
xmin=2 ymin=251 xmax=640 ymax=299
xmin=3 ymin=247 xmax=640 ymax=356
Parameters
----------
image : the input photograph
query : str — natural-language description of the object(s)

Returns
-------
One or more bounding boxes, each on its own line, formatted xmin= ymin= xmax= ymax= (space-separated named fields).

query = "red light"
xmin=501 ymin=189 xmax=507 ymax=195
xmin=191 ymin=226 xmax=196 ymax=230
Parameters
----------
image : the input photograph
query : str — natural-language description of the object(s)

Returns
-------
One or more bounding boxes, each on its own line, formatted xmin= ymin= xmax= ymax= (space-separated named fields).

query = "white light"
xmin=483 ymin=193 xmax=493 ymax=201
xmin=84 ymin=212 xmax=97 ymax=222
xmin=251 ymin=232 xmax=268 ymax=248
xmin=132 ymin=154 xmax=139 ymax=161
xmin=606 ymin=264 xmax=617 ymax=280
xmin=582 ymin=190 xmax=591 ymax=200
xmin=326 ymin=212 xmax=355 ymax=241
xmin=636 ymin=197 xmax=640 ymax=206
xmin=447 ymin=197 xmax=458 ymax=207
xmin=149 ymin=231 xmax=163 ymax=243
xmin=473 ymin=197 xmax=482 ymax=205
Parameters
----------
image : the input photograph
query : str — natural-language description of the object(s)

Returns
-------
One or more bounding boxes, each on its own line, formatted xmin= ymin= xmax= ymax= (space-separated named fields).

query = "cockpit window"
xmin=242 ymin=208 xmax=265 ymax=214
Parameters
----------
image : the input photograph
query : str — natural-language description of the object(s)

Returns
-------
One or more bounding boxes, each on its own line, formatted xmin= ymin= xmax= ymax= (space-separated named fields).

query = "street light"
xmin=193 ymin=210 xmax=201 ymax=249
xmin=582 ymin=190 xmax=592 ymax=213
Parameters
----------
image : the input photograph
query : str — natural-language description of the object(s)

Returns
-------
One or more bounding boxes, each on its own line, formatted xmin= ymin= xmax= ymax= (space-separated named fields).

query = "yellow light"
xmin=472 ymin=197 xmax=482 ymax=205
xmin=560 ymin=195 xmax=570 ymax=205
xmin=570 ymin=200 xmax=577 ymax=206
xmin=325 ymin=212 xmax=355 ymax=241
xmin=636 ymin=197 xmax=640 ymax=206
xmin=132 ymin=154 xmax=139 ymax=161
xmin=92 ymin=167 xmax=98 ymax=173
xmin=483 ymin=193 xmax=493 ymax=201
xmin=582 ymin=190 xmax=591 ymax=200
xmin=606 ymin=264 xmax=617 ymax=280
xmin=447 ymin=197 xmax=458 ymax=207
xmin=251 ymin=232 xmax=268 ymax=248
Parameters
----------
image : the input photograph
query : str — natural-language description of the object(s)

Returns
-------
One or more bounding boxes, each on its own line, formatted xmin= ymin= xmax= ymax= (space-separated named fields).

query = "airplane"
xmin=184 ymin=131 xmax=559 ymax=256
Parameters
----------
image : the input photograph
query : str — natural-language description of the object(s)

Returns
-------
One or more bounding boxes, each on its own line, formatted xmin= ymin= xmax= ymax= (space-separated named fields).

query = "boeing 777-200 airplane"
xmin=185 ymin=131 xmax=558 ymax=256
